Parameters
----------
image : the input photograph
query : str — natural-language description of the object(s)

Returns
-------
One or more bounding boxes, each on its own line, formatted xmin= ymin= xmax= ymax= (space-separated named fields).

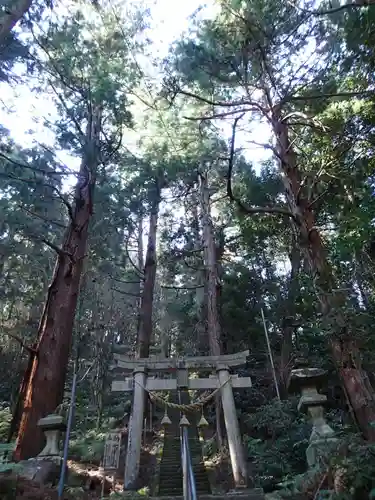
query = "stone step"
xmin=158 ymin=390 xmax=211 ymax=497
xmin=150 ymin=490 xmax=265 ymax=500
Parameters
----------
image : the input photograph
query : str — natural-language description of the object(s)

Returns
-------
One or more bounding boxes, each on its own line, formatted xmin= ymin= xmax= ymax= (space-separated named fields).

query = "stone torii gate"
xmin=111 ymin=349 xmax=252 ymax=490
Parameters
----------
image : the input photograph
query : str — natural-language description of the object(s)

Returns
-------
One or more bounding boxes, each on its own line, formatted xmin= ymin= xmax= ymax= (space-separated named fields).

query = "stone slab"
xmin=112 ymin=350 xmax=249 ymax=372
xmin=19 ymin=458 xmax=61 ymax=485
xmin=37 ymin=414 xmax=65 ymax=430
xmin=112 ymin=378 xmax=176 ymax=392
xmin=298 ymin=393 xmax=327 ymax=412
xmin=112 ymin=375 xmax=252 ymax=392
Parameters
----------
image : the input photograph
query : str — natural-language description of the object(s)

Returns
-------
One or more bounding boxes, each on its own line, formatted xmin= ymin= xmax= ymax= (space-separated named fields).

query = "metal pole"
xmin=57 ymin=369 xmax=78 ymax=499
xmin=261 ymin=308 xmax=281 ymax=401
xmin=184 ymin=427 xmax=197 ymax=500
xmin=181 ymin=427 xmax=189 ymax=500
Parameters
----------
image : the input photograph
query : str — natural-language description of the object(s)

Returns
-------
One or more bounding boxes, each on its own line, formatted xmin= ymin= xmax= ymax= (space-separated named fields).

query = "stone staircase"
xmin=157 ymin=391 xmax=211 ymax=497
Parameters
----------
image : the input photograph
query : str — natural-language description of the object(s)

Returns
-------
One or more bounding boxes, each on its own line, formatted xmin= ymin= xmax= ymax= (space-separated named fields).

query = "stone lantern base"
xmin=18 ymin=414 xmax=66 ymax=485
xmin=37 ymin=414 xmax=66 ymax=460
xmin=288 ymin=367 xmax=338 ymax=469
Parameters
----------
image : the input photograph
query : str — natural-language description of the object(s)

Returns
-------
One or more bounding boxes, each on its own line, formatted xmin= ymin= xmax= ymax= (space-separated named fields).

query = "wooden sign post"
xmin=111 ymin=349 xmax=251 ymax=490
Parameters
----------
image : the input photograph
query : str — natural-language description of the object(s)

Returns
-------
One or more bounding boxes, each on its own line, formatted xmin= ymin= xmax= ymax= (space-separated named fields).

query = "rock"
xmin=66 ymin=463 xmax=112 ymax=494
xmin=19 ymin=458 xmax=61 ymax=485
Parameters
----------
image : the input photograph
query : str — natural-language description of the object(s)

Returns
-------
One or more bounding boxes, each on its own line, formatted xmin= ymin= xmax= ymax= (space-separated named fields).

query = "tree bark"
xmin=191 ymin=190 xmax=208 ymax=355
xmin=15 ymin=106 xmax=102 ymax=459
xmin=136 ymin=179 xmax=161 ymax=359
xmin=0 ymin=0 xmax=33 ymax=45
xmin=279 ymin=241 xmax=300 ymax=398
xmin=135 ymin=213 xmax=144 ymax=339
xmin=199 ymin=172 xmax=221 ymax=357
xmin=272 ymin=106 xmax=375 ymax=439
xmin=199 ymin=171 xmax=224 ymax=448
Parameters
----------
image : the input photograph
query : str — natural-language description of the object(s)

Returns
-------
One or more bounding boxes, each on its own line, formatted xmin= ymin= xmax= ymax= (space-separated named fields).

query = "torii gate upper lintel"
xmin=110 ymin=349 xmax=252 ymax=490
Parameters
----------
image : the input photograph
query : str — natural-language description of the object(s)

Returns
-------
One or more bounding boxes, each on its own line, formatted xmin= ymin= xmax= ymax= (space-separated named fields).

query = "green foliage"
xmin=1 ymin=0 xmax=375 ymax=498
xmin=0 ymin=407 xmax=11 ymax=441
xmin=0 ymin=442 xmax=21 ymax=473
xmin=329 ymin=433 xmax=375 ymax=498
xmin=69 ymin=429 xmax=106 ymax=463
xmin=244 ymin=400 xmax=310 ymax=489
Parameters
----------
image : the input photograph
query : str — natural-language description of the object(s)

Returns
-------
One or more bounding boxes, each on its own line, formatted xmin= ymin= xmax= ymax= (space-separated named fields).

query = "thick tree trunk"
xmin=15 ymin=108 xmax=101 ymax=459
xmin=135 ymin=214 xmax=144 ymax=339
xmin=0 ymin=0 xmax=33 ymax=45
xmin=199 ymin=172 xmax=224 ymax=448
xmin=272 ymin=108 xmax=375 ymax=439
xmin=199 ymin=172 xmax=221 ymax=357
xmin=216 ymin=228 xmax=225 ymax=351
xmin=136 ymin=180 xmax=161 ymax=359
xmin=279 ymin=243 xmax=300 ymax=398
xmin=191 ymin=191 xmax=208 ymax=355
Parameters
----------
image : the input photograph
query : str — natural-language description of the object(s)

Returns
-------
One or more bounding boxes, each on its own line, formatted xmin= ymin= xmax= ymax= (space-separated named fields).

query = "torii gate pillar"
xmin=217 ymin=364 xmax=247 ymax=487
xmin=111 ymin=349 xmax=251 ymax=490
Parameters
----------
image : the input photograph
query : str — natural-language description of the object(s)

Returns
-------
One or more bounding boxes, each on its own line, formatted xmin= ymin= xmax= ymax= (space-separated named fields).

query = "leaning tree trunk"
xmin=199 ymin=172 xmax=224 ymax=448
xmin=272 ymin=106 xmax=375 ymax=440
xmin=15 ymin=107 xmax=102 ymax=460
xmin=0 ymin=0 xmax=33 ymax=45
xmin=136 ymin=179 xmax=161 ymax=359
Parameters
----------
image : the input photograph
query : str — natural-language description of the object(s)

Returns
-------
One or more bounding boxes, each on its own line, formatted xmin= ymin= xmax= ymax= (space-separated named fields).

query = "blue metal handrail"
xmin=179 ymin=392 xmax=197 ymax=500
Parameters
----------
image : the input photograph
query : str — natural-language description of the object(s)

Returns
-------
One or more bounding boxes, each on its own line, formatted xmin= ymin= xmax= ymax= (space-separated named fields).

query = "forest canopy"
xmin=1 ymin=0 xmax=375 ymax=498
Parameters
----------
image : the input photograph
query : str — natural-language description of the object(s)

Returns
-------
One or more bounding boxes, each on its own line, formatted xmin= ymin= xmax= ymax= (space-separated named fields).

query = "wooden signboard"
xmin=102 ymin=432 xmax=121 ymax=471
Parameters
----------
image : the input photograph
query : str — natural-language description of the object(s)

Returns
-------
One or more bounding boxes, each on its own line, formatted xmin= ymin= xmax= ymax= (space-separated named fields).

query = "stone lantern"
xmin=37 ymin=414 xmax=66 ymax=461
xmin=288 ymin=367 xmax=337 ymax=468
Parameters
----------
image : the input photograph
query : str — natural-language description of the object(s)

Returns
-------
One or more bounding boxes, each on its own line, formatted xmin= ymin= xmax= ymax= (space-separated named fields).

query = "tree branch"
xmin=287 ymin=0 xmax=375 ymax=16
xmin=226 ymin=115 xmax=297 ymax=220
xmin=287 ymin=90 xmax=374 ymax=103
xmin=0 ymin=151 xmax=75 ymax=176
xmin=18 ymin=205 xmax=67 ymax=229
xmin=49 ymin=82 xmax=85 ymax=141
xmin=3 ymin=332 xmax=37 ymax=355
xmin=175 ymin=86 xmax=266 ymax=112
xmin=161 ymin=284 xmax=205 ymax=290
xmin=40 ymin=238 xmax=69 ymax=257
xmin=183 ymin=258 xmax=204 ymax=272
xmin=125 ymin=235 xmax=144 ymax=279
xmin=111 ymin=287 xmax=141 ymax=297
xmin=109 ymin=276 xmax=144 ymax=285
xmin=183 ymin=108 xmax=256 ymax=121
